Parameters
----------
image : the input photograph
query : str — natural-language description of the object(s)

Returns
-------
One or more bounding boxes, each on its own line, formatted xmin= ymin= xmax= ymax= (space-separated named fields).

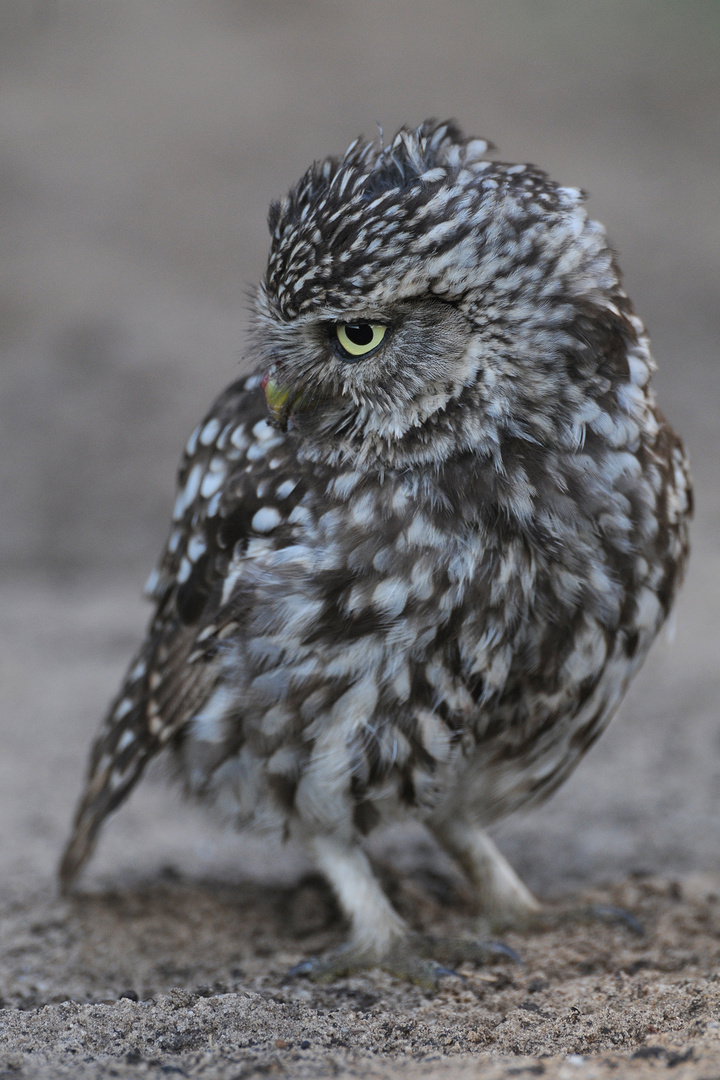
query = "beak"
xmin=261 ymin=365 xmax=318 ymax=427
xmin=261 ymin=366 xmax=294 ymax=424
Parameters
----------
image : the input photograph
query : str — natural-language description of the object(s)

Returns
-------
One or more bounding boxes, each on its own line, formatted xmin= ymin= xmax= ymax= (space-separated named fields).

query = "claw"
xmin=286 ymin=959 xmax=320 ymax=979
xmin=584 ymin=903 xmax=644 ymax=936
xmin=417 ymin=934 xmax=521 ymax=968
xmin=483 ymin=940 xmax=522 ymax=964
xmin=432 ymin=964 xmax=460 ymax=981
xmin=286 ymin=947 xmax=361 ymax=983
xmin=521 ymin=902 xmax=644 ymax=937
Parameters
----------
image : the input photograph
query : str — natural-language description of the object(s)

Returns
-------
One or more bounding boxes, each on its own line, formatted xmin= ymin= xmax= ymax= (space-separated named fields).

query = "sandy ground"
xmin=1 ymin=2 xmax=719 ymax=1077
xmin=4 ymin=866 xmax=720 ymax=1079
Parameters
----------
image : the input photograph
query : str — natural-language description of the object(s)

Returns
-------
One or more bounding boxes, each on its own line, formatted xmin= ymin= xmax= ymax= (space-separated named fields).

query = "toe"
xmin=288 ymin=932 xmax=518 ymax=987
xmin=496 ymin=901 xmax=644 ymax=937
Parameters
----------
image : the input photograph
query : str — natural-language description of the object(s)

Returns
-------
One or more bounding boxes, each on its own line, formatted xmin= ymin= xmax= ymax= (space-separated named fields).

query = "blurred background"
xmin=1 ymin=0 xmax=718 ymax=899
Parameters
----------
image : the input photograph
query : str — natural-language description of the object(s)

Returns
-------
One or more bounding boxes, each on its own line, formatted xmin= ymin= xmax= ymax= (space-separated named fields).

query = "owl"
xmin=60 ymin=120 xmax=691 ymax=980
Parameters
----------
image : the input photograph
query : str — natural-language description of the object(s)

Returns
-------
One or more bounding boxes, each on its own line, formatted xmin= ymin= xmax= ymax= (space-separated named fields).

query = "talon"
xmin=413 ymin=933 xmax=520 ymax=971
xmin=433 ymin=964 xmax=461 ymax=981
xmin=287 ymin=959 xmax=318 ymax=978
xmin=586 ymin=903 xmax=644 ymax=936
xmin=286 ymin=951 xmax=357 ymax=983
xmin=515 ymin=901 xmax=644 ymax=937
xmin=381 ymin=951 xmax=457 ymax=991
xmin=484 ymin=940 xmax=522 ymax=964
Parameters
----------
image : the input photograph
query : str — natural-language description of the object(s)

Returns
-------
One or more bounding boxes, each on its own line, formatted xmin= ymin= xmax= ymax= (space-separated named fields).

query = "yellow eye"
xmin=335 ymin=322 xmax=387 ymax=359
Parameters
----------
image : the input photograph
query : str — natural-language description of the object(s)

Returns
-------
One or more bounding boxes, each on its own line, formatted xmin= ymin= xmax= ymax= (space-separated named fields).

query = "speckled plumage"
xmin=60 ymin=121 xmax=691 ymax=960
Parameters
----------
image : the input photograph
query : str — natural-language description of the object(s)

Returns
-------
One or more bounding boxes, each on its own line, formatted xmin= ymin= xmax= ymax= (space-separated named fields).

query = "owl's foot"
xmin=487 ymin=901 xmax=643 ymax=938
xmin=288 ymin=939 xmax=448 ymax=990
xmin=296 ymin=834 xmax=518 ymax=988
xmin=290 ymin=933 xmax=518 ymax=990
xmin=429 ymin=819 xmax=643 ymax=938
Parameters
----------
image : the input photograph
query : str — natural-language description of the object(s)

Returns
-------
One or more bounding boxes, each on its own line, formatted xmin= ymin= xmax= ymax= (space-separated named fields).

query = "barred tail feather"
xmin=58 ymin=647 xmax=161 ymax=892
xmin=58 ymin=739 xmax=157 ymax=893
xmin=59 ymin=624 xmax=217 ymax=891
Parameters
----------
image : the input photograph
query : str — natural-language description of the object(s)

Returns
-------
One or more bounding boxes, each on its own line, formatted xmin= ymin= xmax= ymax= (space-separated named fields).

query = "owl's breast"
xmin=180 ymin=410 xmax=690 ymax=834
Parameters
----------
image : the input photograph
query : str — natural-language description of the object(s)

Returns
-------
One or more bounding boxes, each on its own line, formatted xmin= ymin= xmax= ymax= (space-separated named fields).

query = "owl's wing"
xmin=59 ymin=370 xmax=296 ymax=889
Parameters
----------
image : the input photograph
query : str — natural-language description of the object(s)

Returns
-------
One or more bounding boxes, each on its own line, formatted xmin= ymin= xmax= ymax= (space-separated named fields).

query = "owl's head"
xmin=254 ymin=120 xmax=649 ymax=470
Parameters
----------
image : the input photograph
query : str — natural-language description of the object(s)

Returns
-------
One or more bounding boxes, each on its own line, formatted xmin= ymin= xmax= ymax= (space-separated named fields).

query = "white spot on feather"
xmin=187 ymin=535 xmax=207 ymax=563
xmin=405 ymin=515 xmax=445 ymax=548
xmin=330 ymin=675 xmax=379 ymax=724
xmin=221 ymin=558 xmax=245 ymax=604
xmin=261 ymin=706 xmax=293 ymax=739
xmin=147 ymin=712 xmax=164 ymax=737
xmin=114 ymin=697 xmax=134 ymax=721
xmin=267 ymin=745 xmax=301 ymax=775
xmin=206 ymin=491 xmax=222 ymax=517
xmin=288 ymin=505 xmax=312 ymax=527
xmin=410 ymin=560 xmax=435 ymax=600
xmin=252 ymin=419 xmax=276 ymax=442
xmin=230 ymin=425 xmax=248 ymax=450
xmin=199 ymin=417 xmax=222 ymax=446
xmin=185 ymin=425 xmax=202 ymax=458
xmin=252 ymin=506 xmax=282 ymax=533
xmin=350 ymin=491 xmax=376 ymax=526
xmin=392 ymin=665 xmax=410 ymax=700
xmin=276 ymin=479 xmax=298 ymax=500
xmin=191 ymin=686 xmax=233 ymax=744
xmin=417 ymin=709 xmax=452 ymax=762
xmin=200 ymin=470 xmax=225 ymax=499
xmin=634 ymin=587 xmax=662 ymax=634
xmin=627 ymin=352 xmax=651 ymax=387
xmin=116 ymin=730 xmax=135 ymax=752
xmin=372 ymin=578 xmax=409 ymax=617
xmin=173 ymin=463 xmax=203 ymax=519
xmin=143 ymin=569 xmax=160 ymax=598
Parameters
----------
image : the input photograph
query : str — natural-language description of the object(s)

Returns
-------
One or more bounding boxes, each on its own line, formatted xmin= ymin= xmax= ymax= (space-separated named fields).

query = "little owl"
xmin=60 ymin=120 xmax=692 ymax=980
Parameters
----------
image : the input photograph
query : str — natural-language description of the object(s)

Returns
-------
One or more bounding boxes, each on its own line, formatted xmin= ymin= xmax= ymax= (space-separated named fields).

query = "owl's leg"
xmin=430 ymin=816 xmax=642 ymax=937
xmin=292 ymin=831 xmax=418 ymax=982
xmin=307 ymin=832 xmax=408 ymax=958
xmin=429 ymin=816 xmax=541 ymax=933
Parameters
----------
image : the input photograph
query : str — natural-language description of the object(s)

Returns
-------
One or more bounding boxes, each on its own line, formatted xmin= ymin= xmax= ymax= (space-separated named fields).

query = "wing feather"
xmin=59 ymin=372 xmax=275 ymax=889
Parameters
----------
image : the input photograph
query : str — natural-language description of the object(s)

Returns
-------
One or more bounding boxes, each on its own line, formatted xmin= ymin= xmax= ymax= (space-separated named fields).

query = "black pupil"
xmin=344 ymin=323 xmax=374 ymax=346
